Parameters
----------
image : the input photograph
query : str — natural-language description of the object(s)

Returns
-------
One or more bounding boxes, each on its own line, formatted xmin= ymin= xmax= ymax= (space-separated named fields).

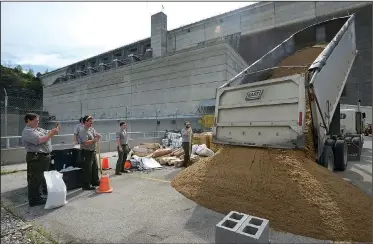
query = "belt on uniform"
xmin=27 ymin=152 xmax=50 ymax=156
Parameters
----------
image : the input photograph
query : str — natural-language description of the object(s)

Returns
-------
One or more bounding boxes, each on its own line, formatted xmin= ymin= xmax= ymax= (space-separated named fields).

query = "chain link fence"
xmin=1 ymin=89 xmax=45 ymax=148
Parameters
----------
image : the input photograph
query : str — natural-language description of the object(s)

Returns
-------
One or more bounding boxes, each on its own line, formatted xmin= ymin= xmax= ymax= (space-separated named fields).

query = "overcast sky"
xmin=1 ymin=2 xmax=254 ymax=73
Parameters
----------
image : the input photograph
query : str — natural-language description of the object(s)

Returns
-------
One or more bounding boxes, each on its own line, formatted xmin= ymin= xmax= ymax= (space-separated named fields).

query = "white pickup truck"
xmin=213 ymin=14 xmax=363 ymax=171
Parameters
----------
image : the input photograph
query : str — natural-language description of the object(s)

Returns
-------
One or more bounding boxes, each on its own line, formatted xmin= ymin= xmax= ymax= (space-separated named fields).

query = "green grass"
xmin=0 ymin=169 xmax=20 ymax=175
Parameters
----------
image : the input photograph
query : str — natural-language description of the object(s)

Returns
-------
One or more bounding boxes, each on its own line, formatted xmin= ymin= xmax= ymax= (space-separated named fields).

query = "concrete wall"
xmin=1 ymin=137 xmax=162 ymax=165
xmin=43 ymin=41 xmax=247 ymax=134
xmin=166 ymin=2 xmax=370 ymax=54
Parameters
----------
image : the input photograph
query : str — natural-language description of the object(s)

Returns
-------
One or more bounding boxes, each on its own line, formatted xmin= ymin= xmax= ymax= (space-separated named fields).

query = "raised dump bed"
xmin=213 ymin=14 xmax=359 ymax=170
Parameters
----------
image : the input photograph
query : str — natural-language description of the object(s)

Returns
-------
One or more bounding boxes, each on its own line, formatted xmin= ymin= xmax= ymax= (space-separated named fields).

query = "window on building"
xmin=157 ymin=120 xmax=160 ymax=125
xmin=171 ymin=120 xmax=176 ymax=124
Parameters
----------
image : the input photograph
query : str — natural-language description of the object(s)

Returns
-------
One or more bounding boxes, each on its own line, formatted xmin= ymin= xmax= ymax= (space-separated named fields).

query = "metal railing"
xmin=1 ymin=131 xmax=166 ymax=149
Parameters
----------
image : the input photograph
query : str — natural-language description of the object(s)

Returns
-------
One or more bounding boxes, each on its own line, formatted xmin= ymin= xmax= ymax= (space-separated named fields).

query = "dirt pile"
xmin=171 ymin=45 xmax=372 ymax=242
xmin=270 ymin=45 xmax=327 ymax=79
xmin=171 ymin=147 xmax=372 ymax=242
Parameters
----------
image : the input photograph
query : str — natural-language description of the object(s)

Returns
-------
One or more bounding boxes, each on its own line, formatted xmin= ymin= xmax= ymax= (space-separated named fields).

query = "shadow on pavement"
xmin=184 ymin=205 xmax=223 ymax=241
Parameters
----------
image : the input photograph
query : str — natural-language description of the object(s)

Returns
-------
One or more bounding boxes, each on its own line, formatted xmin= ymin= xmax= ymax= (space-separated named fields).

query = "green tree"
xmin=14 ymin=65 xmax=23 ymax=73
xmin=27 ymin=68 xmax=34 ymax=76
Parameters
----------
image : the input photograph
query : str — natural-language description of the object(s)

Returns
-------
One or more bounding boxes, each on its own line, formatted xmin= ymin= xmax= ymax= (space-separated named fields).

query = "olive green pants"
xmin=82 ymin=150 xmax=100 ymax=187
xmin=116 ymin=144 xmax=130 ymax=173
xmin=182 ymin=142 xmax=191 ymax=167
xmin=26 ymin=153 xmax=50 ymax=203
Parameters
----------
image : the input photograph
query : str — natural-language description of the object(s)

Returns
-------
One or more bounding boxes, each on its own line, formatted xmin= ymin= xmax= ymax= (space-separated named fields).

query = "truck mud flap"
xmin=346 ymin=141 xmax=360 ymax=161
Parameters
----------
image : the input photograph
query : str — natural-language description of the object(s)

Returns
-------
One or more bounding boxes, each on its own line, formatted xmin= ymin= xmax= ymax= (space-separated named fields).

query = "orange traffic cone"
xmin=96 ymin=174 xmax=113 ymax=193
xmin=101 ymin=157 xmax=111 ymax=170
xmin=124 ymin=160 xmax=131 ymax=170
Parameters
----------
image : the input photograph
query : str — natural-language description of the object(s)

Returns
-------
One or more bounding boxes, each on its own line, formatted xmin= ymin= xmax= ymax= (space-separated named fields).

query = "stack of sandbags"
xmin=158 ymin=156 xmax=181 ymax=166
xmin=171 ymin=148 xmax=185 ymax=157
xmin=138 ymin=143 xmax=161 ymax=150
xmin=152 ymin=148 xmax=173 ymax=158
xmin=132 ymin=146 xmax=153 ymax=157
xmin=133 ymin=143 xmax=162 ymax=157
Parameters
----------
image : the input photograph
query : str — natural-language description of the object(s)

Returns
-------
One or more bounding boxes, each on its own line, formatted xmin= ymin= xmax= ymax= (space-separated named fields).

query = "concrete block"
xmin=215 ymin=211 xmax=249 ymax=244
xmin=236 ymin=216 xmax=269 ymax=244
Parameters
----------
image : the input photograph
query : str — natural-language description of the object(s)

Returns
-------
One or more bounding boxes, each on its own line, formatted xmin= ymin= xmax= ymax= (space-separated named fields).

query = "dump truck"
xmin=213 ymin=14 xmax=364 ymax=171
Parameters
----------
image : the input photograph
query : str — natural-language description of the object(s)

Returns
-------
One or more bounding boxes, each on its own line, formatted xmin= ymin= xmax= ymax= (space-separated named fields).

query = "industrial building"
xmin=40 ymin=1 xmax=372 ymax=135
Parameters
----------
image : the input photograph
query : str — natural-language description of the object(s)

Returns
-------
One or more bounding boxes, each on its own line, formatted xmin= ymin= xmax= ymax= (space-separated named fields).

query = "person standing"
xmin=78 ymin=116 xmax=101 ymax=190
xmin=115 ymin=121 xmax=130 ymax=175
xmin=73 ymin=117 xmax=84 ymax=144
xmin=22 ymin=113 xmax=60 ymax=207
xmin=181 ymin=121 xmax=193 ymax=167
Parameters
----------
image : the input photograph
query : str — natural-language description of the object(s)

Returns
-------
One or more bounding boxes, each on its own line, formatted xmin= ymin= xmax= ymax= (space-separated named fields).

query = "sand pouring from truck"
xmin=212 ymin=14 xmax=364 ymax=172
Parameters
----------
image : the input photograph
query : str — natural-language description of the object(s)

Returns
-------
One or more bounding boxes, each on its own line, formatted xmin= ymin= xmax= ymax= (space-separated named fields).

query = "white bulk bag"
xmin=44 ymin=171 xmax=68 ymax=210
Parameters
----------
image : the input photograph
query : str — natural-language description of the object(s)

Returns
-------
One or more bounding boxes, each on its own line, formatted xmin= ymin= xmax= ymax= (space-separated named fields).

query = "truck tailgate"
xmin=213 ymin=74 xmax=306 ymax=149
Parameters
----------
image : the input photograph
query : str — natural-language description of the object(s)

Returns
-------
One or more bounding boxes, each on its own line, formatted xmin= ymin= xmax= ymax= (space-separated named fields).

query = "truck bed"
xmin=213 ymin=15 xmax=357 ymax=151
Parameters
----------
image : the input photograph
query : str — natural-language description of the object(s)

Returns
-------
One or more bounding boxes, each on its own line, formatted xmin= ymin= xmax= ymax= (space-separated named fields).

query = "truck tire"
xmin=334 ymin=140 xmax=348 ymax=171
xmin=324 ymin=139 xmax=336 ymax=149
xmin=352 ymin=137 xmax=361 ymax=161
xmin=319 ymin=145 xmax=335 ymax=172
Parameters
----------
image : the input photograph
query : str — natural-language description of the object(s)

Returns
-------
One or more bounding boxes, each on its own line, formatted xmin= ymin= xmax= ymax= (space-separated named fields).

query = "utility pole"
xmin=3 ymin=88 xmax=9 ymax=148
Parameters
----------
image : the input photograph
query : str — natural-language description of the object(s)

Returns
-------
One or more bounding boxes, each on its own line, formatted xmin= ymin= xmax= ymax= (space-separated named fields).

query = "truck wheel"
xmin=334 ymin=140 xmax=348 ymax=171
xmin=319 ymin=145 xmax=334 ymax=172
xmin=324 ymin=139 xmax=336 ymax=149
xmin=352 ymin=137 xmax=361 ymax=160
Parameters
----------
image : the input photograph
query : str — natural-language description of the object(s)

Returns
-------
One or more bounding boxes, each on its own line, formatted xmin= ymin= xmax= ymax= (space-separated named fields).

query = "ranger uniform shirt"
xmin=22 ymin=126 xmax=52 ymax=153
xmin=78 ymin=126 xmax=98 ymax=151
xmin=74 ymin=123 xmax=83 ymax=135
xmin=181 ymin=128 xmax=193 ymax=143
xmin=116 ymin=129 xmax=128 ymax=145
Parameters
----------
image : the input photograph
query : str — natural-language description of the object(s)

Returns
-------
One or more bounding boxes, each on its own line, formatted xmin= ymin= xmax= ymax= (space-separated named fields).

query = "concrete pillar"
xmin=151 ymin=12 xmax=167 ymax=58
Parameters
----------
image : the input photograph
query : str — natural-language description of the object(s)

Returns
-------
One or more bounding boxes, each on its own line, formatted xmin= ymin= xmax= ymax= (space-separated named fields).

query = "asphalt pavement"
xmin=335 ymin=136 xmax=372 ymax=196
xmin=1 ymin=139 xmax=371 ymax=243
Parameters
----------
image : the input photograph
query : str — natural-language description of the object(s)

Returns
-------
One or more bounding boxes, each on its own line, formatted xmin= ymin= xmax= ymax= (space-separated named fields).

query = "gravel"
xmin=1 ymin=207 xmax=53 ymax=244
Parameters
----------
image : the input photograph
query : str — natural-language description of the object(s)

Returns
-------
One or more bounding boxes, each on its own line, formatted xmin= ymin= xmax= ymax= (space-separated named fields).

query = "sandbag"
xmin=153 ymin=149 xmax=173 ymax=158
xmin=198 ymin=147 xmax=214 ymax=157
xmin=138 ymin=143 xmax=161 ymax=150
xmin=192 ymin=144 xmax=198 ymax=154
xmin=133 ymin=146 xmax=153 ymax=157
xmin=195 ymin=144 xmax=207 ymax=155
xmin=44 ymin=171 xmax=68 ymax=210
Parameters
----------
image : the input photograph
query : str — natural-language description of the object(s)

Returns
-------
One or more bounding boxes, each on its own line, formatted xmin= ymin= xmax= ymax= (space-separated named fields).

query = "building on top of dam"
xmin=40 ymin=1 xmax=372 ymax=134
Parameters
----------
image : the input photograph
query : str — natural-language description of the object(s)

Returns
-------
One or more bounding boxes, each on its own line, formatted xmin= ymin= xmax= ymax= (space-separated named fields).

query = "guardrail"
xmin=1 ymin=131 xmax=166 ymax=149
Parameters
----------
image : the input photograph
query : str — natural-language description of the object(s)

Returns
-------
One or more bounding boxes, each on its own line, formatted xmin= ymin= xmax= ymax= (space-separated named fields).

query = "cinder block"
xmin=215 ymin=211 xmax=249 ymax=244
xmin=236 ymin=216 xmax=269 ymax=244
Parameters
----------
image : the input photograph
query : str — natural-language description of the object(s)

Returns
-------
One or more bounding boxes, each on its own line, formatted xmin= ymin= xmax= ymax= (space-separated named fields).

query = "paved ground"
xmin=1 ymin=140 xmax=371 ymax=243
xmin=335 ymin=136 xmax=372 ymax=196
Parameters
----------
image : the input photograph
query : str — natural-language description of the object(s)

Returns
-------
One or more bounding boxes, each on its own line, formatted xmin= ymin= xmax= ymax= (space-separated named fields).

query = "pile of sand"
xmin=171 ymin=147 xmax=372 ymax=242
xmin=171 ymin=45 xmax=372 ymax=242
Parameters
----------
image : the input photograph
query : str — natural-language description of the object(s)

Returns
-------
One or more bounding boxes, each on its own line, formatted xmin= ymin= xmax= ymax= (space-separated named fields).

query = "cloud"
xmin=1 ymin=2 xmax=254 ymax=71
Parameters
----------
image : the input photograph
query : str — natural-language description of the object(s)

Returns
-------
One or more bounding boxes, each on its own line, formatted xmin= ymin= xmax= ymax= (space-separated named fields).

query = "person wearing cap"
xmin=115 ymin=121 xmax=130 ymax=175
xmin=78 ymin=115 xmax=101 ymax=190
xmin=73 ymin=117 xmax=84 ymax=144
xmin=22 ymin=113 xmax=60 ymax=207
xmin=181 ymin=121 xmax=193 ymax=167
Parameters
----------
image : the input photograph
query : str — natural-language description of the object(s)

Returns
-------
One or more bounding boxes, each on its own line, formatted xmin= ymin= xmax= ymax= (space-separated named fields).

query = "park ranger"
xmin=73 ymin=117 xmax=84 ymax=144
xmin=115 ymin=121 xmax=130 ymax=175
xmin=78 ymin=115 xmax=101 ymax=190
xmin=181 ymin=121 xmax=193 ymax=167
xmin=22 ymin=113 xmax=60 ymax=207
